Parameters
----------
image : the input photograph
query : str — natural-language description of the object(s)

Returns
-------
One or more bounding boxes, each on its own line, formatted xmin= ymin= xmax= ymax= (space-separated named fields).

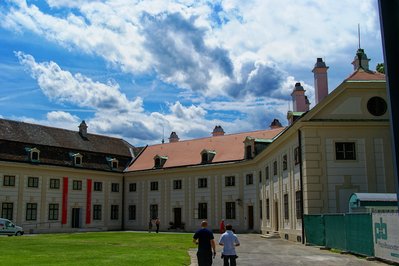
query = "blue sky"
xmin=0 ymin=0 xmax=384 ymax=146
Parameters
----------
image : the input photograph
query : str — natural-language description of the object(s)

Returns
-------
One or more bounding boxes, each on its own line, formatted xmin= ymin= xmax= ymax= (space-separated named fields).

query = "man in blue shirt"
xmin=219 ymin=224 xmax=240 ymax=266
xmin=193 ymin=220 xmax=216 ymax=266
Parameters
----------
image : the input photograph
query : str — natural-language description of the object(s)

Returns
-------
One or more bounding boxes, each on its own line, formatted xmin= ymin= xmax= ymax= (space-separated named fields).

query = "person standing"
xmin=219 ymin=219 xmax=225 ymax=234
xmin=155 ymin=218 xmax=160 ymax=233
xmin=193 ymin=220 xmax=216 ymax=266
xmin=219 ymin=224 xmax=240 ymax=266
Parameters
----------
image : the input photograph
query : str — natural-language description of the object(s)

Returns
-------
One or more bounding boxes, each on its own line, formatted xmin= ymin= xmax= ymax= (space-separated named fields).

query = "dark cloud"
xmin=141 ymin=12 xmax=234 ymax=92
xmin=98 ymin=120 xmax=159 ymax=141
xmin=226 ymin=61 xmax=288 ymax=100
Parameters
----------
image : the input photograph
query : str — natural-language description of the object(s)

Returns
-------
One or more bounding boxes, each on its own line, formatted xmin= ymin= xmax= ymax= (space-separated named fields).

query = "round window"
xmin=367 ymin=96 xmax=387 ymax=116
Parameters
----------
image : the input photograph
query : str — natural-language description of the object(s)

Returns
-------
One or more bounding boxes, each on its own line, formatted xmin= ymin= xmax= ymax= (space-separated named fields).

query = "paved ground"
xmin=189 ymin=234 xmax=388 ymax=266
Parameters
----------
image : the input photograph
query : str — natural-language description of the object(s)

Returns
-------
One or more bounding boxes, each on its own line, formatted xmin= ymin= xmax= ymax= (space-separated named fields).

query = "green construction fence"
xmin=304 ymin=213 xmax=374 ymax=257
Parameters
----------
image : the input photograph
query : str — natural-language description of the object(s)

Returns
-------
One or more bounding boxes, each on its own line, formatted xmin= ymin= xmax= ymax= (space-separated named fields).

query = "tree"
xmin=376 ymin=63 xmax=385 ymax=74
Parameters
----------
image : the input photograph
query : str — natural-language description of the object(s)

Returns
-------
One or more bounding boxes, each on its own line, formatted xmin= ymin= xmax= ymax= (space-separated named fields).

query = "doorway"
xmin=274 ymin=201 xmax=279 ymax=231
xmin=72 ymin=208 xmax=81 ymax=228
xmin=174 ymin=208 xmax=182 ymax=227
xmin=248 ymin=206 xmax=254 ymax=230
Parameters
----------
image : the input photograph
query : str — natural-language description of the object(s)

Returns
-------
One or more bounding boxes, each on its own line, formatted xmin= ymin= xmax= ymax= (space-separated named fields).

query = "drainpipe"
xmin=298 ymin=129 xmax=305 ymax=244
xmin=122 ymin=175 xmax=125 ymax=231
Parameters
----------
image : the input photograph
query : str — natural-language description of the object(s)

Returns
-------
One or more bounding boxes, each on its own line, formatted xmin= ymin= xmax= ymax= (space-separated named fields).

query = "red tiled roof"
xmin=127 ymin=127 xmax=285 ymax=171
xmin=345 ymin=69 xmax=386 ymax=81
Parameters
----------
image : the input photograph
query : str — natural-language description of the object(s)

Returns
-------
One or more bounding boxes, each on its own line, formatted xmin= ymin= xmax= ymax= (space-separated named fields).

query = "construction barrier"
xmin=304 ymin=213 xmax=374 ymax=257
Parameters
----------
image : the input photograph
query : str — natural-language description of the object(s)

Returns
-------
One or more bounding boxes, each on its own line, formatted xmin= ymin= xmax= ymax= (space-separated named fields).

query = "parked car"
xmin=0 ymin=218 xmax=24 ymax=236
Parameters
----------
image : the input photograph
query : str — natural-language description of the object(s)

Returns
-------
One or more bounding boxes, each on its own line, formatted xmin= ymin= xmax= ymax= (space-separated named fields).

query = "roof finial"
xmin=358 ymin=23 xmax=361 ymax=49
xmin=161 ymin=124 xmax=165 ymax=144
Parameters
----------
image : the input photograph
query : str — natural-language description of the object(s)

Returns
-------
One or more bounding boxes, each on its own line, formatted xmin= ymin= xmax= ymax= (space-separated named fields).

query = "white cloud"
xmin=13 ymin=52 xmax=240 ymax=144
xmin=2 ymin=0 xmax=381 ymax=100
xmin=16 ymin=51 xmax=142 ymax=112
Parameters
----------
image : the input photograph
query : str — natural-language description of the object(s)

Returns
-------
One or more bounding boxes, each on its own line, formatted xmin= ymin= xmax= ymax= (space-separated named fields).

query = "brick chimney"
xmin=168 ymin=132 xmax=179 ymax=143
xmin=79 ymin=120 xmax=88 ymax=139
xmin=312 ymin=58 xmax=329 ymax=105
xmin=212 ymin=125 xmax=225 ymax=136
xmin=291 ymin=82 xmax=308 ymax=112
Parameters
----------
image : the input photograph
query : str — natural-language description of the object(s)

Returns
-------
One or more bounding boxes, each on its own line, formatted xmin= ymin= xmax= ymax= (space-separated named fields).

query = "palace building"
xmin=0 ymin=49 xmax=395 ymax=240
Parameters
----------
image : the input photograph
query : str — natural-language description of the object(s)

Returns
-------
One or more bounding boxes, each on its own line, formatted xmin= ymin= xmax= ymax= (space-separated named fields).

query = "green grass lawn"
xmin=0 ymin=232 xmax=195 ymax=265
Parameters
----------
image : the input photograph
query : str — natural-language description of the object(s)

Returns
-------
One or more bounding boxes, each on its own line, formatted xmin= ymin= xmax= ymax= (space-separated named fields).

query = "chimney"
xmin=270 ymin=119 xmax=282 ymax=129
xmin=168 ymin=132 xmax=179 ymax=143
xmin=291 ymin=82 xmax=308 ymax=112
xmin=212 ymin=125 xmax=225 ymax=136
xmin=351 ymin=48 xmax=370 ymax=71
xmin=79 ymin=120 xmax=88 ymax=139
xmin=312 ymin=58 xmax=329 ymax=105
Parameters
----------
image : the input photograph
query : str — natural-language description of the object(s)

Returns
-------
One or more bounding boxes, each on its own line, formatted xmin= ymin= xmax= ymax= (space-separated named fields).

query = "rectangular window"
xmin=335 ymin=142 xmax=356 ymax=160
xmin=265 ymin=166 xmax=269 ymax=180
xmin=273 ymin=161 xmax=278 ymax=175
xmin=225 ymin=176 xmax=235 ymax=187
xmin=226 ymin=202 xmax=236 ymax=219
xmin=259 ymin=171 xmax=262 ymax=183
xmin=26 ymin=203 xmax=38 ymax=221
xmin=111 ymin=183 xmax=119 ymax=192
xmin=246 ymin=145 xmax=252 ymax=159
xmin=73 ymin=180 xmax=82 ymax=190
xmin=246 ymin=174 xmax=253 ymax=185
xmin=128 ymin=205 xmax=136 ymax=220
xmin=198 ymin=203 xmax=207 ymax=219
xmin=129 ymin=183 xmax=137 ymax=192
xmin=48 ymin=203 xmax=59 ymax=220
xmin=93 ymin=182 xmax=102 ymax=191
xmin=294 ymin=147 xmax=300 ymax=165
xmin=284 ymin=194 xmax=289 ymax=220
xmin=150 ymin=181 xmax=158 ymax=191
xmin=260 ymin=200 xmax=262 ymax=219
xmin=296 ymin=191 xmax=302 ymax=219
xmin=3 ymin=175 xmax=15 ymax=187
xmin=28 ymin=177 xmax=39 ymax=188
xmin=93 ymin=205 xmax=102 ymax=220
xmin=282 ymin=154 xmax=288 ymax=171
xmin=49 ymin=178 xmax=60 ymax=189
xmin=266 ymin=199 xmax=270 ymax=220
xmin=150 ymin=204 xmax=158 ymax=219
xmin=173 ymin=180 xmax=182 ymax=190
xmin=110 ymin=205 xmax=119 ymax=220
xmin=1 ymin=202 xmax=13 ymax=220
xmin=198 ymin=178 xmax=207 ymax=188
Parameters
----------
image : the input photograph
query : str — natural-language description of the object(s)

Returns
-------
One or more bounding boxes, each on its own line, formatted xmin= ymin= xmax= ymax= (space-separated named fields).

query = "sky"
xmin=0 ymin=0 xmax=384 ymax=146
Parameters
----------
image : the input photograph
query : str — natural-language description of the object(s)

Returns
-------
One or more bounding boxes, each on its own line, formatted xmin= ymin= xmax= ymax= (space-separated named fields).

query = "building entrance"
xmin=72 ymin=208 xmax=81 ymax=228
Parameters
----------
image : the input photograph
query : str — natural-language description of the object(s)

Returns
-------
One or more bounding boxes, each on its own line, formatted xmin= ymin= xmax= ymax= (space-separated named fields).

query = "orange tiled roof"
xmin=345 ymin=69 xmax=385 ymax=81
xmin=127 ymin=127 xmax=285 ymax=171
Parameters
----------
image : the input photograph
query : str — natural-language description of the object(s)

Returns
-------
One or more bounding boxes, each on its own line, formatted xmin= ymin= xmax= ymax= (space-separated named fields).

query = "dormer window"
xmin=200 ymin=149 xmax=216 ymax=164
xmin=243 ymin=137 xmax=254 ymax=159
xmin=154 ymin=155 xmax=168 ymax=169
xmin=70 ymin=153 xmax=83 ymax=166
xmin=106 ymin=157 xmax=119 ymax=170
xmin=26 ymin=147 xmax=40 ymax=162
xmin=246 ymin=145 xmax=252 ymax=159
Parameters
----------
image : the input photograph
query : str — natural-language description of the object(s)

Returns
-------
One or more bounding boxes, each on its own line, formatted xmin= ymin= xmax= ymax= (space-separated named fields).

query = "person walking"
xmin=193 ymin=220 xmax=216 ymax=266
xmin=155 ymin=217 xmax=160 ymax=233
xmin=219 ymin=224 xmax=240 ymax=266
xmin=148 ymin=219 xmax=153 ymax=233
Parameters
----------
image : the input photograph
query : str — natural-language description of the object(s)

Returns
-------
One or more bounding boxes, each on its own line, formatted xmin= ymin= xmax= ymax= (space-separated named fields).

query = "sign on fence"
xmin=372 ymin=213 xmax=399 ymax=263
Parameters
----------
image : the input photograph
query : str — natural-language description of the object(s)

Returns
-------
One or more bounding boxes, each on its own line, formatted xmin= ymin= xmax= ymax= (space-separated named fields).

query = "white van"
xmin=0 ymin=218 xmax=24 ymax=236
